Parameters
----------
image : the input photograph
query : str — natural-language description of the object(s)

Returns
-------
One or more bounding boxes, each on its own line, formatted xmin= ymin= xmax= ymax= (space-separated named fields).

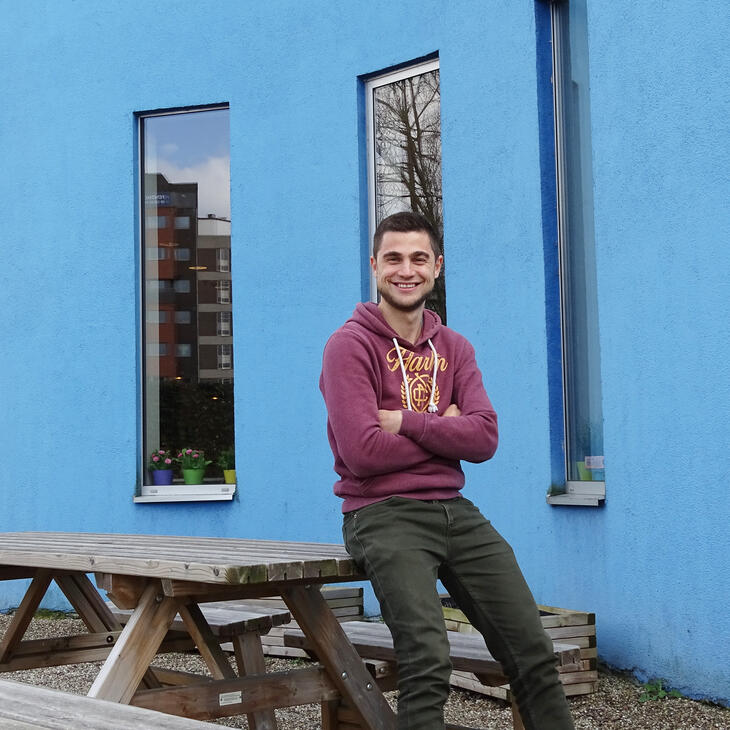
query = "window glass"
xmin=552 ymin=0 xmax=605 ymax=484
xmin=366 ymin=59 xmax=445 ymax=322
xmin=141 ymin=106 xmax=234 ymax=485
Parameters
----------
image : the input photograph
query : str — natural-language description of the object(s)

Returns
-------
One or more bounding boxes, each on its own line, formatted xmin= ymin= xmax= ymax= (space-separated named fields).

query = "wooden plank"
xmin=88 ymin=584 xmax=179 ymax=703
xmin=0 ymin=678 xmax=224 ymax=729
xmin=282 ymin=586 xmax=396 ymax=730
xmin=109 ymin=601 xmax=291 ymax=638
xmin=0 ymin=533 xmax=362 ymax=586
xmin=544 ymin=624 xmax=596 ymax=640
xmin=131 ymin=667 xmax=339 ymax=719
xmin=0 ymin=570 xmax=52 ymax=663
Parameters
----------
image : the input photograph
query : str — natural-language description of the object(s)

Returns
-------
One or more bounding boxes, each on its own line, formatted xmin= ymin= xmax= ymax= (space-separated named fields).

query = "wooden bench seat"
xmin=285 ymin=620 xmax=582 ymax=730
xmin=107 ymin=600 xmax=291 ymax=640
xmin=0 ymin=678 xmax=222 ymax=729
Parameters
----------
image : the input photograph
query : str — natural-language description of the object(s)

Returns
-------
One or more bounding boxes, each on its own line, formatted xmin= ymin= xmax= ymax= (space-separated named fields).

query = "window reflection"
xmin=141 ymin=107 xmax=234 ymax=484
xmin=367 ymin=62 xmax=446 ymax=322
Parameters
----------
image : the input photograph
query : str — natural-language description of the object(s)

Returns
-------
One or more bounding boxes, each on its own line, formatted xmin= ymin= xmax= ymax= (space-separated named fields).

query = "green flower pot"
xmin=182 ymin=468 xmax=206 ymax=485
xmin=223 ymin=469 xmax=237 ymax=484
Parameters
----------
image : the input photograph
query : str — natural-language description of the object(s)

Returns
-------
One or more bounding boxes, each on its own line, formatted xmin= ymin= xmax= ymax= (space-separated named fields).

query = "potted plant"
xmin=148 ymin=449 xmax=174 ymax=485
xmin=177 ymin=448 xmax=212 ymax=485
xmin=218 ymin=447 xmax=236 ymax=484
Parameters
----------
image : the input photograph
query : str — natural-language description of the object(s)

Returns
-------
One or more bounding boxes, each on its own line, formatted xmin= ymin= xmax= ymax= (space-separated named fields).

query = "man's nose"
xmin=398 ymin=260 xmax=414 ymax=276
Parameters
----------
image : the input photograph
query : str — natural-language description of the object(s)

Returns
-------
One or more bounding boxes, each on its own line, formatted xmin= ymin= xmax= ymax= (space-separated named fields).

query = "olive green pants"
xmin=343 ymin=496 xmax=574 ymax=730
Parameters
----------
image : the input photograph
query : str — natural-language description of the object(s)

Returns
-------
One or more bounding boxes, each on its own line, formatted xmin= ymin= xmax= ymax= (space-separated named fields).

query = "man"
xmin=320 ymin=211 xmax=574 ymax=730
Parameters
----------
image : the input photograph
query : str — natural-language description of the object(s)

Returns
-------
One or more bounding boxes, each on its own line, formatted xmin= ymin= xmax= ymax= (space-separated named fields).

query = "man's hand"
xmin=442 ymin=403 xmax=461 ymax=417
xmin=378 ymin=409 xmax=403 ymax=434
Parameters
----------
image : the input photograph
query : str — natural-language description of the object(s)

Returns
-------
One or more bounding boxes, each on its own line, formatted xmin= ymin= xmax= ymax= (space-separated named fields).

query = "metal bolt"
xmin=341 ymin=672 xmax=348 ymax=680
xmin=366 ymin=682 xmax=373 ymax=691
xmin=106 ymin=635 xmax=114 ymax=644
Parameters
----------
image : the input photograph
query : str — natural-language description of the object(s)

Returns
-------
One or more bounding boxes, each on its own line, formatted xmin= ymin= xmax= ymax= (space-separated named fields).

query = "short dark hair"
xmin=373 ymin=211 xmax=441 ymax=258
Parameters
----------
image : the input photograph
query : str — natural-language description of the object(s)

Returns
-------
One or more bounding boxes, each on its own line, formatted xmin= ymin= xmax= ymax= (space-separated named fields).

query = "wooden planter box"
xmin=442 ymin=598 xmax=598 ymax=699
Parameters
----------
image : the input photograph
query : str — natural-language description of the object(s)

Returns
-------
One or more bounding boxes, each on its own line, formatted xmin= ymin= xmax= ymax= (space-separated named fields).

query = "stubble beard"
xmin=377 ymin=282 xmax=434 ymax=313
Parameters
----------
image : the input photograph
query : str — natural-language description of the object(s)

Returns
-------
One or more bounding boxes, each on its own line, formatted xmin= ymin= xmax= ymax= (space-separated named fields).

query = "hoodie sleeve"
xmin=398 ymin=338 xmax=498 ymax=463
xmin=320 ymin=330 xmax=433 ymax=478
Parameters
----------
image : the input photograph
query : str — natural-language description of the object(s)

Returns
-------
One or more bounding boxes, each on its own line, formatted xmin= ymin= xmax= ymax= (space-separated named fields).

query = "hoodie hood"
xmin=347 ymin=302 xmax=442 ymax=347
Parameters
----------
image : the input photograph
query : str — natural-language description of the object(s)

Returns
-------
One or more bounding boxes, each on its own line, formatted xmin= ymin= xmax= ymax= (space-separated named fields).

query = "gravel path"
xmin=2 ymin=614 xmax=727 ymax=729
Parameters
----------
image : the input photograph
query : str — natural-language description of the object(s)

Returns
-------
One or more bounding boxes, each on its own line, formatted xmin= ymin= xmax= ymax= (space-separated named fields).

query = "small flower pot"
xmin=223 ymin=469 xmax=236 ymax=484
xmin=151 ymin=469 xmax=173 ymax=486
xmin=182 ymin=468 xmax=206 ymax=485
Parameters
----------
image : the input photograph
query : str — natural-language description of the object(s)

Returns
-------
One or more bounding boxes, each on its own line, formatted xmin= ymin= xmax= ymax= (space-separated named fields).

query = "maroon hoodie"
xmin=320 ymin=302 xmax=498 ymax=512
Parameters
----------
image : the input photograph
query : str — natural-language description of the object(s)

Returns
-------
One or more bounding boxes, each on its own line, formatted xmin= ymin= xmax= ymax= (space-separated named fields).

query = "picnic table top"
xmin=0 ymin=532 xmax=361 ymax=586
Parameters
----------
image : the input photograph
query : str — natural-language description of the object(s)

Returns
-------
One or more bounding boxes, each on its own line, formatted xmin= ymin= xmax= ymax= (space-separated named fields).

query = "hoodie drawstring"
xmin=392 ymin=338 xmax=440 ymax=413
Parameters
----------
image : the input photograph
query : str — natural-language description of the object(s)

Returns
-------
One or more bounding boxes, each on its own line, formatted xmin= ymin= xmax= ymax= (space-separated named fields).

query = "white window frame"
xmin=364 ymin=58 xmax=440 ymax=302
xmin=217 ymin=311 xmax=232 ymax=336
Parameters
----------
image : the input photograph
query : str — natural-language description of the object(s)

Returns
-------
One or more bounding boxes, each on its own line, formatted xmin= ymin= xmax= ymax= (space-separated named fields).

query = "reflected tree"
xmin=373 ymin=68 xmax=445 ymax=321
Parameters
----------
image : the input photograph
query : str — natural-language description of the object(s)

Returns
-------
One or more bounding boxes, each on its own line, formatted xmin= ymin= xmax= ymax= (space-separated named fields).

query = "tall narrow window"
xmin=365 ymin=58 xmax=445 ymax=322
xmin=140 ymin=105 xmax=234 ymax=486
xmin=551 ymin=0 xmax=605 ymax=500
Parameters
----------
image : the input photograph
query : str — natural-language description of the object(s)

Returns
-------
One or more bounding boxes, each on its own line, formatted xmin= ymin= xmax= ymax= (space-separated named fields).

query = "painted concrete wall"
xmin=0 ymin=0 xmax=727 ymax=704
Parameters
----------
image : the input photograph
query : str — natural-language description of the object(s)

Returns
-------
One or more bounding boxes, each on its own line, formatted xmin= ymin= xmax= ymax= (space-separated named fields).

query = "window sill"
xmin=134 ymin=483 xmax=236 ymax=503
xmin=546 ymin=481 xmax=605 ymax=507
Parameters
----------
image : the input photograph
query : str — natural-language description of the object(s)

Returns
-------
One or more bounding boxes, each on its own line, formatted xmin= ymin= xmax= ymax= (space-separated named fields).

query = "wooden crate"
xmin=253 ymin=586 xmax=364 ymax=658
xmin=442 ymin=598 xmax=598 ymax=699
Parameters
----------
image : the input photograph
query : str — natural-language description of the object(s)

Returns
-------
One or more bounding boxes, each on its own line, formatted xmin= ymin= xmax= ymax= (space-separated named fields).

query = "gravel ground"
xmin=2 ymin=614 xmax=727 ymax=729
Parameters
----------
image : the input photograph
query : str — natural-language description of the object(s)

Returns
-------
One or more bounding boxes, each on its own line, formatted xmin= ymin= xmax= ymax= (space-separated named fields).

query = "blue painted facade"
xmin=0 ymin=0 xmax=727 ymax=704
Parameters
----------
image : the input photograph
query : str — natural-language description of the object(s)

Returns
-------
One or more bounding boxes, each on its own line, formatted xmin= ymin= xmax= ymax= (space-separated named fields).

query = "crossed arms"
xmin=321 ymin=332 xmax=498 ymax=479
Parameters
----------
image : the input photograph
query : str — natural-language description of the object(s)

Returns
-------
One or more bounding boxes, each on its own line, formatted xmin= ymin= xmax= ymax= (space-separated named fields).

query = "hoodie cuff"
xmin=399 ymin=409 xmax=428 ymax=442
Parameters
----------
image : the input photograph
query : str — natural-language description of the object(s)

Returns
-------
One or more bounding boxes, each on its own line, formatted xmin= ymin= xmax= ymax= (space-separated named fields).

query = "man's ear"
xmin=370 ymin=255 xmax=377 ymax=274
xmin=434 ymin=255 xmax=443 ymax=278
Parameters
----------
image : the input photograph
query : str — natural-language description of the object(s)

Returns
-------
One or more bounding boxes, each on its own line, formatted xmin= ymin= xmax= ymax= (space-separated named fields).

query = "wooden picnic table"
xmin=0 ymin=532 xmax=395 ymax=730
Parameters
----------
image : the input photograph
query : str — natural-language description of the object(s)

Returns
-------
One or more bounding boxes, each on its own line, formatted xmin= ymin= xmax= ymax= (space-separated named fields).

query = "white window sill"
xmin=134 ymin=483 xmax=236 ymax=503
xmin=547 ymin=481 xmax=605 ymax=507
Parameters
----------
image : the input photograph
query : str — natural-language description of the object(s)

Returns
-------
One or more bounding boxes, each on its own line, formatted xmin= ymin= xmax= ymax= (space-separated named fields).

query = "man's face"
xmin=371 ymin=230 xmax=443 ymax=313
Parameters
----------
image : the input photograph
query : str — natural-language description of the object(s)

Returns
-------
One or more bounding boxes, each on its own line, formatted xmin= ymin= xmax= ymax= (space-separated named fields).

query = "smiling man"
xmin=320 ymin=211 xmax=574 ymax=730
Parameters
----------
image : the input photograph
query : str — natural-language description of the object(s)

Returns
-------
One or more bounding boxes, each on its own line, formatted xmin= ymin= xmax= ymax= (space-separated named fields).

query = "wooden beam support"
xmin=0 ymin=570 xmax=52 ymax=663
xmin=177 ymin=602 xmax=236 ymax=681
xmin=281 ymin=585 xmax=396 ymax=730
xmin=130 ymin=667 xmax=338 ymax=720
xmin=88 ymin=584 xmax=178 ymax=703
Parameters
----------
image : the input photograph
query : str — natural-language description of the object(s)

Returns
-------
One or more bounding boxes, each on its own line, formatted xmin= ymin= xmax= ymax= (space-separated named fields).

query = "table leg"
xmin=232 ymin=631 xmax=278 ymax=730
xmin=55 ymin=573 xmax=161 ymax=689
xmin=88 ymin=583 xmax=178 ymax=704
xmin=0 ymin=569 xmax=52 ymax=664
xmin=281 ymin=585 xmax=396 ymax=730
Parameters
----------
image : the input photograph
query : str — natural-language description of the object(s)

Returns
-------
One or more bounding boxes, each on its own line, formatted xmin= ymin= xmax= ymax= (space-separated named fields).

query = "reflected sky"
xmin=144 ymin=108 xmax=230 ymax=219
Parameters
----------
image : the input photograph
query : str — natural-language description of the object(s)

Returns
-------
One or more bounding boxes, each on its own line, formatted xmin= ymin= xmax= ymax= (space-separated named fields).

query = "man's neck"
xmin=378 ymin=301 xmax=424 ymax=343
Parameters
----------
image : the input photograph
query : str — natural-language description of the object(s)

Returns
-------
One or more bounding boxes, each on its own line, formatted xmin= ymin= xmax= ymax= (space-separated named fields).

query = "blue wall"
xmin=0 ymin=0 xmax=727 ymax=704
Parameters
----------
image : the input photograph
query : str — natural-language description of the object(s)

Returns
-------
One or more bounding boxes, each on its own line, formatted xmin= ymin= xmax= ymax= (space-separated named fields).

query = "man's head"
xmin=373 ymin=211 xmax=441 ymax=260
xmin=371 ymin=211 xmax=443 ymax=315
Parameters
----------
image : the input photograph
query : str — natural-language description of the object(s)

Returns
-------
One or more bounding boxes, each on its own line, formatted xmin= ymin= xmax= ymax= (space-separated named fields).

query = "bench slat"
xmin=0 ymin=679 xmax=222 ymax=729
xmin=284 ymin=621 xmax=582 ymax=679
xmin=108 ymin=601 xmax=291 ymax=639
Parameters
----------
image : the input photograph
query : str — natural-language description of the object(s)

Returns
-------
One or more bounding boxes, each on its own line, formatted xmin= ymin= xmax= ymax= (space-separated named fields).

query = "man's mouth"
xmin=394 ymin=282 xmax=418 ymax=290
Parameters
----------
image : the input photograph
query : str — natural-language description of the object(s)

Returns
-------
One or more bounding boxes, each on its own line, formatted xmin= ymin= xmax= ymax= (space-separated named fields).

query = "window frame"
xmin=546 ymin=0 xmax=605 ymax=506
xmin=135 ymin=103 xmax=235 ymax=503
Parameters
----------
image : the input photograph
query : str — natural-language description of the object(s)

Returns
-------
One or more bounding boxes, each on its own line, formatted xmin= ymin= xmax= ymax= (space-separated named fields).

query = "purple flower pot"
xmin=151 ymin=469 xmax=173 ymax=486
